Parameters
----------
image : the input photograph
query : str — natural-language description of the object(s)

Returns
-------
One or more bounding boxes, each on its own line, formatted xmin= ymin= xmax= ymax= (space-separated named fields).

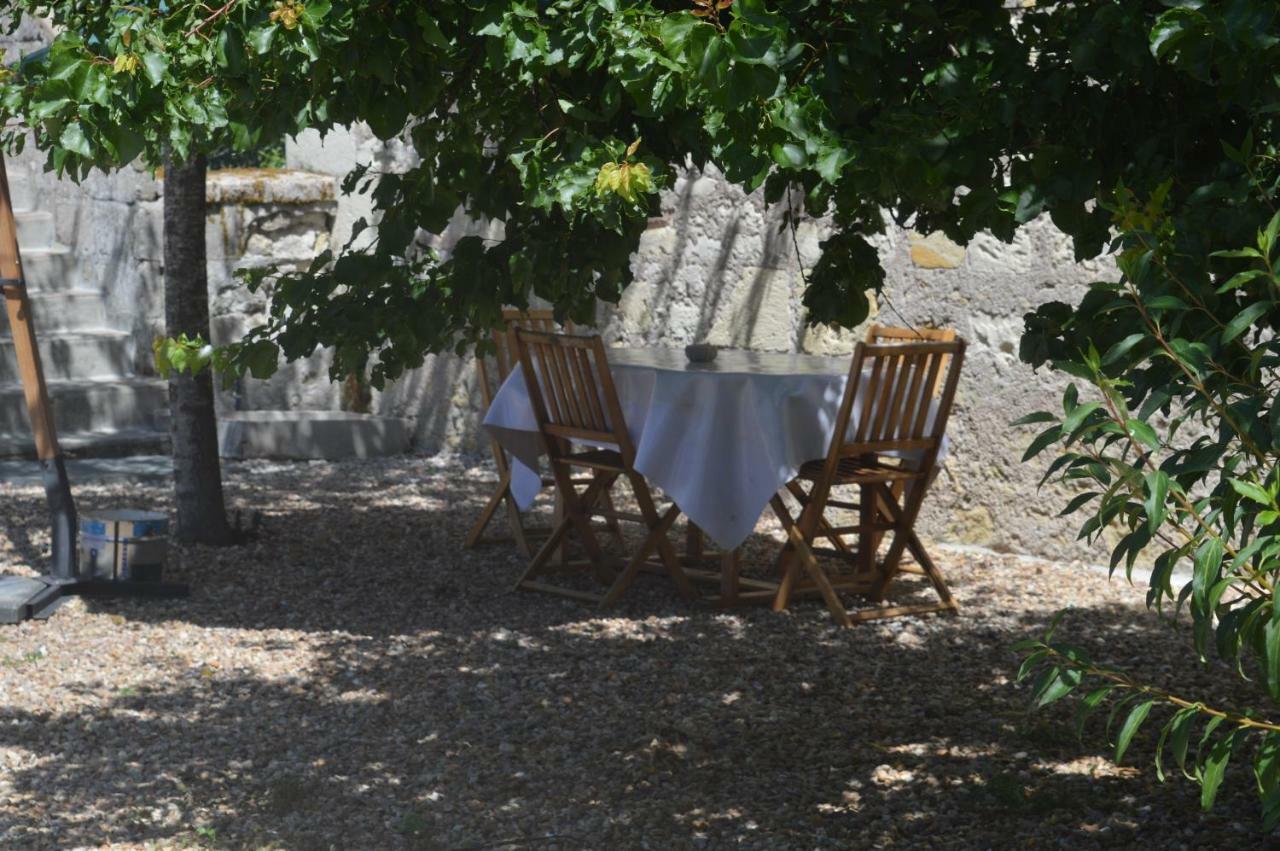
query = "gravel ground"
xmin=0 ymin=455 xmax=1270 ymax=849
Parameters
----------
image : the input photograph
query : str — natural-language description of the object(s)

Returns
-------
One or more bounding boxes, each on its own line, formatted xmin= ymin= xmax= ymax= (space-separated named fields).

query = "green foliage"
xmin=1015 ymin=0 xmax=1280 ymax=822
xmin=86 ymin=0 xmax=1276 ymax=388
xmin=0 ymin=1 xmax=343 ymax=175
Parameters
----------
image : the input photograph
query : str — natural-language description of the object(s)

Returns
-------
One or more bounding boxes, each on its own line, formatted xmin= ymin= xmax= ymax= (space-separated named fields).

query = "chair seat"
xmin=561 ymin=448 xmax=627 ymax=472
xmin=796 ymin=456 xmax=925 ymax=485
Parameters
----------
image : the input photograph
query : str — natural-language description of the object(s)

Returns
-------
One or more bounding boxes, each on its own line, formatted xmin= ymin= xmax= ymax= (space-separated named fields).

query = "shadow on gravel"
xmin=0 ymin=463 xmax=1269 ymax=848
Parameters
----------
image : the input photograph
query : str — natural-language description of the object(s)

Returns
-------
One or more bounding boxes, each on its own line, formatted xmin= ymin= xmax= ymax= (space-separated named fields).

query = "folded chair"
xmin=466 ymin=310 xmax=621 ymax=556
xmin=511 ymin=328 xmax=694 ymax=606
xmin=769 ymin=339 xmax=965 ymax=625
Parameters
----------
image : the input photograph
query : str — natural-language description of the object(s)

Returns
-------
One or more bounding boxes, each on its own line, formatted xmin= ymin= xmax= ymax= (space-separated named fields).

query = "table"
xmin=483 ymin=346 xmax=948 ymax=553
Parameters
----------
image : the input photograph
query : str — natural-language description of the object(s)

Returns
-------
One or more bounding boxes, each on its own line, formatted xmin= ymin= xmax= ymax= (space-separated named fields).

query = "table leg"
xmin=720 ymin=548 xmax=740 ymax=605
xmin=858 ymin=483 xmax=875 ymax=579
xmin=686 ymin=523 xmax=705 ymax=564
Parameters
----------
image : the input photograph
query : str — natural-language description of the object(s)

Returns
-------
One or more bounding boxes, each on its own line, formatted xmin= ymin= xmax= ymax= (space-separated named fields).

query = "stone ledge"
xmin=206 ymin=169 xmax=337 ymax=206
xmin=218 ymin=411 xmax=413 ymax=460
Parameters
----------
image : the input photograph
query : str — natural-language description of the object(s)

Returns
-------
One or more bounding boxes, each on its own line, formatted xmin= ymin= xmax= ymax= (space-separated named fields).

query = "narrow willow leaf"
xmin=1062 ymin=401 xmax=1102 ymax=436
xmin=1032 ymin=666 xmax=1081 ymax=708
xmin=1016 ymin=648 xmax=1048 ymax=681
xmin=1200 ymin=731 xmax=1237 ymax=811
xmin=1266 ymin=607 xmax=1280 ymax=703
xmin=1229 ymin=478 xmax=1272 ymax=506
xmin=1010 ymin=411 xmax=1057 ymax=426
xmin=1125 ymin=419 xmax=1160 ymax=450
xmin=1168 ymin=706 xmax=1199 ymax=779
xmin=1102 ymin=333 xmax=1148 ymax=365
xmin=1144 ymin=471 xmax=1169 ymax=534
xmin=1156 ymin=707 xmax=1198 ymax=782
xmin=1074 ymin=686 xmax=1115 ymax=741
xmin=1022 ymin=425 xmax=1062 ymax=462
xmin=1058 ymin=491 xmax=1099 ymax=517
xmin=1115 ymin=700 xmax=1155 ymax=765
xmin=1221 ymin=302 xmax=1269 ymax=345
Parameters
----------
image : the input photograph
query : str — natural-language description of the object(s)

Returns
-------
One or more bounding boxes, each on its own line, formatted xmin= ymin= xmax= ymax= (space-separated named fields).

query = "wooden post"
xmin=0 ymin=154 xmax=77 ymax=580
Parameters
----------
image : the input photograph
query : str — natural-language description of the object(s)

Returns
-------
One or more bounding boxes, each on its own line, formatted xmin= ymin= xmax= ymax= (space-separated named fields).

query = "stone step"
xmin=9 ymin=172 xmax=35 ymax=213
xmin=17 ymin=247 xmax=76 ymax=292
xmin=0 ymin=426 xmax=169 ymax=460
xmin=0 ymin=329 xmax=133 ymax=383
xmin=0 ymin=290 xmax=108 ymax=333
xmin=0 ymin=377 xmax=168 ymax=433
xmin=15 ymin=212 xmax=55 ymax=250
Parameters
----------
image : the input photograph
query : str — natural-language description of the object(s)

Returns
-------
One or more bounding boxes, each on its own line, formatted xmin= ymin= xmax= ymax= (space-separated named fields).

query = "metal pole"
xmin=0 ymin=154 xmax=77 ymax=581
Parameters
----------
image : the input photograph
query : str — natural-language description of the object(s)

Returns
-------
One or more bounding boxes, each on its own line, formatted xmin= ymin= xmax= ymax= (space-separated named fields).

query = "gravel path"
xmin=0 ymin=456 xmax=1269 ymax=849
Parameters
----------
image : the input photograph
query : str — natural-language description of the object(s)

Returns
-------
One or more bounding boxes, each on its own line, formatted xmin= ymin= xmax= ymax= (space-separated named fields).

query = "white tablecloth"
xmin=482 ymin=347 xmax=946 ymax=550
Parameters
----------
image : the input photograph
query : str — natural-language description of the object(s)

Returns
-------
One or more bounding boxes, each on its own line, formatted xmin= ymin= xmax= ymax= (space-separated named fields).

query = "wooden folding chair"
xmin=769 ymin=339 xmax=965 ymax=626
xmin=466 ymin=310 xmax=622 ymax=556
xmin=511 ymin=328 xmax=694 ymax=606
xmin=778 ymin=325 xmax=958 ymax=563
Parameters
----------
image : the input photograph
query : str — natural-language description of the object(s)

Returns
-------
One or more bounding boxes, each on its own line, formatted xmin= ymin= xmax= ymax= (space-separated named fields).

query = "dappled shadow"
xmin=0 ymin=458 xmax=1271 ymax=848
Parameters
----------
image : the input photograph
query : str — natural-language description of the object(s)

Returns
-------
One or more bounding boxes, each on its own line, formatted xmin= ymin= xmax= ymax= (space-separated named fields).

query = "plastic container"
xmin=78 ymin=510 xmax=169 ymax=582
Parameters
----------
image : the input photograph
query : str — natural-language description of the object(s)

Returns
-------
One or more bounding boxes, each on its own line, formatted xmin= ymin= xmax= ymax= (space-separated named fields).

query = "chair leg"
xmin=518 ymin=473 xmax=616 ymax=593
xmin=868 ymin=482 xmax=953 ymax=613
xmin=786 ymin=480 xmax=852 ymax=555
xmin=598 ymin=487 xmax=626 ymax=547
xmin=619 ymin=472 xmax=693 ymax=601
xmin=906 ymin=529 xmax=958 ymax=612
xmin=514 ymin=514 xmax=575 ymax=591
xmin=600 ymin=502 xmax=683 ymax=606
xmin=783 ymin=524 xmax=852 ymax=627
xmin=769 ymin=494 xmax=802 ymax=611
xmin=503 ymin=489 xmax=533 ymax=559
xmin=465 ymin=469 xmax=512 ymax=549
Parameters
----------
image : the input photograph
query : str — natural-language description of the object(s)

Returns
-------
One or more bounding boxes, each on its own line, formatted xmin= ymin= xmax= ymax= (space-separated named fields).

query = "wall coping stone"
xmin=205 ymin=168 xmax=337 ymax=206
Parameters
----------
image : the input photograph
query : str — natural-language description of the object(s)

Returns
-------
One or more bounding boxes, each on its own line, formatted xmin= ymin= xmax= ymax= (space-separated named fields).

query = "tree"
xmin=0 ymin=1 xmax=349 ymax=543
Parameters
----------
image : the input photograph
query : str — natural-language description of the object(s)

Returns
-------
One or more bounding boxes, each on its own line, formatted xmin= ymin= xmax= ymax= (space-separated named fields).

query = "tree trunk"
xmin=164 ymin=152 xmax=233 ymax=545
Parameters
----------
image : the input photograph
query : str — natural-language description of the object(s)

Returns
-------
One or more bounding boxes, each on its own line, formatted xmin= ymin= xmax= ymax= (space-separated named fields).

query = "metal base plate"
xmin=0 ymin=573 xmax=190 ymax=623
xmin=63 ymin=579 xmax=189 ymax=599
xmin=0 ymin=575 xmax=61 ymax=624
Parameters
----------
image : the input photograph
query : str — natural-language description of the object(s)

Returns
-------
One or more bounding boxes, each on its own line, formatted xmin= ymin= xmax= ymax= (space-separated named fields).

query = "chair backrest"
xmin=512 ymin=328 xmax=635 ymax=464
xmin=478 ymin=308 xmax=565 ymax=406
xmin=865 ymin=325 xmax=957 ymax=397
xmin=825 ymin=339 xmax=965 ymax=465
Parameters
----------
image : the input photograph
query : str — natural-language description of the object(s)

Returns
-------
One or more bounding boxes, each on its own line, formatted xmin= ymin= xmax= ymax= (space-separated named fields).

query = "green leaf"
xmin=1032 ymin=666 xmax=1082 ymax=708
xmin=1229 ymin=478 xmax=1272 ymax=506
xmin=1062 ymin=401 xmax=1102 ymax=436
xmin=1074 ymin=685 xmax=1114 ymax=741
xmin=1155 ymin=707 xmax=1196 ymax=782
xmin=1144 ymin=471 xmax=1169 ymax=534
xmin=58 ymin=122 xmax=92 ymax=158
xmin=1220 ymin=302 xmax=1270 ymax=345
xmin=1011 ymin=411 xmax=1057 ymax=426
xmin=249 ymin=25 xmax=279 ymax=56
xmin=1125 ymin=419 xmax=1160 ymax=451
xmin=1267 ymin=601 xmax=1280 ymax=702
xmin=1022 ymin=424 xmax=1062 ymax=462
xmin=1102 ymin=333 xmax=1147 ymax=365
xmin=1168 ymin=706 xmax=1199 ymax=779
xmin=141 ymin=52 xmax=166 ymax=86
xmin=1200 ymin=731 xmax=1236 ymax=811
xmin=1115 ymin=699 xmax=1154 ymax=765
